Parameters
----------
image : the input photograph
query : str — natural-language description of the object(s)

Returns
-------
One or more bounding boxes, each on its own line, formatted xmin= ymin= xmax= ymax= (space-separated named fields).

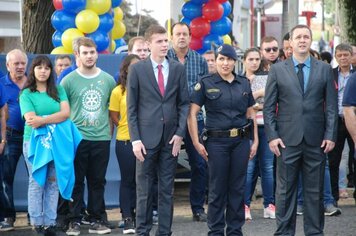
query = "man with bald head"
xmin=0 ymin=49 xmax=28 ymax=231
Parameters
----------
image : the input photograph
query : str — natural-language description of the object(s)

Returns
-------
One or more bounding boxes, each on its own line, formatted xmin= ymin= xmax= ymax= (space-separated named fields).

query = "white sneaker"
xmin=245 ymin=205 xmax=252 ymax=220
xmin=264 ymin=204 xmax=276 ymax=219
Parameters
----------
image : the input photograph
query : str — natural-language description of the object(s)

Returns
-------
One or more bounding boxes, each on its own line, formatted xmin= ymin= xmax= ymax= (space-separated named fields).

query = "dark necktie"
xmin=297 ymin=63 xmax=305 ymax=92
xmin=157 ymin=65 xmax=165 ymax=96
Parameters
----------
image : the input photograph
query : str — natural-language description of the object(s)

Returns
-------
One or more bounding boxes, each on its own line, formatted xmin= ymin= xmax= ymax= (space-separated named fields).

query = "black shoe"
xmin=102 ymin=219 xmax=116 ymax=229
xmin=34 ymin=225 xmax=44 ymax=234
xmin=66 ymin=222 xmax=80 ymax=236
xmin=123 ymin=218 xmax=135 ymax=234
xmin=193 ymin=212 xmax=208 ymax=222
xmin=88 ymin=222 xmax=111 ymax=234
xmin=44 ymin=226 xmax=57 ymax=236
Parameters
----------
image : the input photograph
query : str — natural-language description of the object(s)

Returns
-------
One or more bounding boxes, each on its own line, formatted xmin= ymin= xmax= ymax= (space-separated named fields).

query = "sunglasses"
xmin=264 ymin=47 xmax=279 ymax=53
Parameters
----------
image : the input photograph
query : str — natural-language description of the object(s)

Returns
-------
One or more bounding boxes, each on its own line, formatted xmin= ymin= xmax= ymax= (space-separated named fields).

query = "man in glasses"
xmin=260 ymin=36 xmax=280 ymax=66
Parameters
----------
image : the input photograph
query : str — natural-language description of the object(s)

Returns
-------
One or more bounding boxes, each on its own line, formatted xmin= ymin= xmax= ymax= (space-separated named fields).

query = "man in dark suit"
xmin=127 ymin=25 xmax=189 ymax=236
xmin=264 ymin=24 xmax=338 ymax=236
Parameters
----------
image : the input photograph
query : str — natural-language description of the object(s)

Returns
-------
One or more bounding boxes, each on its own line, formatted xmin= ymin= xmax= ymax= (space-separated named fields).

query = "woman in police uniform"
xmin=188 ymin=44 xmax=258 ymax=235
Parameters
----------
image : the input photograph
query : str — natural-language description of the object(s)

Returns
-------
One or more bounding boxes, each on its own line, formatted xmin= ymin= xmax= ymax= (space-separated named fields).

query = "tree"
xmin=22 ymin=0 xmax=55 ymax=53
xmin=339 ymin=0 xmax=356 ymax=43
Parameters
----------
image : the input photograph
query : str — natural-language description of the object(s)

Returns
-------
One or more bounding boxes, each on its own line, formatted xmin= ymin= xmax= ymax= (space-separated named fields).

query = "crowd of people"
xmin=0 ymin=22 xmax=355 ymax=236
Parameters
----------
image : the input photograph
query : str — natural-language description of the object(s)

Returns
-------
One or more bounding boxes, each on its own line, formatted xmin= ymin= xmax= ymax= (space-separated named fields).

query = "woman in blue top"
xmin=19 ymin=55 xmax=70 ymax=236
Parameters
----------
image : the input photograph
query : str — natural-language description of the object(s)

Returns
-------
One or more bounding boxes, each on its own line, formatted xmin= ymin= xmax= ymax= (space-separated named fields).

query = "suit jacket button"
xmin=160 ymin=118 xmax=164 ymax=121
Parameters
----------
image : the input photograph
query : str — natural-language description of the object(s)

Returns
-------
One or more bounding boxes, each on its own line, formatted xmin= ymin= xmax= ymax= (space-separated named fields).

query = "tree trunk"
xmin=22 ymin=0 xmax=55 ymax=53
xmin=339 ymin=0 xmax=356 ymax=43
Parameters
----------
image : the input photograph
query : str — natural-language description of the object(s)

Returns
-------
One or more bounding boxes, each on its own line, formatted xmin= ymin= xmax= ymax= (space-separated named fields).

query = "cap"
xmin=216 ymin=44 xmax=237 ymax=61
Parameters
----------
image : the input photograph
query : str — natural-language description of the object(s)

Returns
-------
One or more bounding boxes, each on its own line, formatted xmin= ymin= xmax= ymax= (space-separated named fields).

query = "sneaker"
xmin=34 ymin=225 xmax=44 ymax=234
xmin=118 ymin=220 xmax=124 ymax=228
xmin=263 ymin=204 xmax=276 ymax=219
xmin=339 ymin=190 xmax=349 ymax=199
xmin=193 ymin=211 xmax=207 ymax=222
xmin=296 ymin=205 xmax=303 ymax=215
xmin=80 ymin=214 xmax=91 ymax=225
xmin=66 ymin=222 xmax=81 ymax=236
xmin=102 ymin=220 xmax=116 ymax=230
xmin=44 ymin=225 xmax=57 ymax=236
xmin=88 ymin=222 xmax=111 ymax=235
xmin=0 ymin=221 xmax=14 ymax=232
xmin=123 ymin=218 xmax=135 ymax=234
xmin=152 ymin=210 xmax=158 ymax=225
xmin=245 ymin=205 xmax=252 ymax=220
xmin=324 ymin=204 xmax=341 ymax=216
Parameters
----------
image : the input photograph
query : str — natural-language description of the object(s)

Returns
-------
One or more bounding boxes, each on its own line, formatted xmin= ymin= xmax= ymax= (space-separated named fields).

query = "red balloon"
xmin=190 ymin=17 xmax=211 ymax=38
xmin=189 ymin=37 xmax=203 ymax=51
xmin=202 ymin=0 xmax=224 ymax=22
xmin=53 ymin=0 xmax=63 ymax=10
xmin=216 ymin=0 xmax=228 ymax=3
xmin=99 ymin=49 xmax=110 ymax=54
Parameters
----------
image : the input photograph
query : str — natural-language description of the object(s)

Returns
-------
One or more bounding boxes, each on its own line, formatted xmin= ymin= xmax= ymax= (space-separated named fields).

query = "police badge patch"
xmin=194 ymin=83 xmax=201 ymax=91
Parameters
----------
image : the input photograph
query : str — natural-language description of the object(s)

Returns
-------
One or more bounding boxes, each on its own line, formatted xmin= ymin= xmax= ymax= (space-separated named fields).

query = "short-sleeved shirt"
xmin=19 ymin=85 xmax=68 ymax=141
xmin=343 ymin=73 xmax=356 ymax=106
xmin=0 ymin=73 xmax=25 ymax=131
xmin=191 ymin=73 xmax=255 ymax=130
xmin=61 ymin=68 xmax=116 ymax=141
xmin=0 ymin=83 xmax=5 ymax=108
xmin=109 ymin=85 xmax=130 ymax=141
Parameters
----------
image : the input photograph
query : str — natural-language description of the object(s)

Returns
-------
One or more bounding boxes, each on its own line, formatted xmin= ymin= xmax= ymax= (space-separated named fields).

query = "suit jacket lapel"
xmin=285 ymin=58 xmax=303 ymax=94
xmin=145 ymin=58 xmax=162 ymax=97
xmin=164 ymin=58 xmax=175 ymax=98
xmin=304 ymin=57 xmax=317 ymax=95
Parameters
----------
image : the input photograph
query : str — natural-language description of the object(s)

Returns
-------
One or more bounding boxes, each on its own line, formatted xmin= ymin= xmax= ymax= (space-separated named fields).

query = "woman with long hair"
xmin=109 ymin=54 xmax=140 ymax=235
xmin=243 ymin=48 xmax=275 ymax=220
xmin=19 ymin=55 xmax=70 ymax=236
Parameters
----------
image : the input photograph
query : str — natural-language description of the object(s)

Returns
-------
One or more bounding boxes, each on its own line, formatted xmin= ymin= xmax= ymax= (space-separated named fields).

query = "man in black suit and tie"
xmin=264 ymin=24 xmax=338 ymax=236
xmin=127 ymin=25 xmax=189 ymax=236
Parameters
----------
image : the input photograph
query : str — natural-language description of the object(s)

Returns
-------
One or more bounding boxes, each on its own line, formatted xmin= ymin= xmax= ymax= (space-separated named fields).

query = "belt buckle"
xmin=229 ymin=128 xmax=238 ymax=137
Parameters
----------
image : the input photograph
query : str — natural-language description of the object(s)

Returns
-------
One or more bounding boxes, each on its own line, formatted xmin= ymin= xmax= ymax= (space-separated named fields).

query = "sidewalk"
xmin=2 ymin=182 xmax=356 ymax=235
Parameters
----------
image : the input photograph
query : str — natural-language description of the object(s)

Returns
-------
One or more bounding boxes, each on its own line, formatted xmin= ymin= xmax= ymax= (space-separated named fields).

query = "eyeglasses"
xmin=264 ymin=47 xmax=279 ymax=53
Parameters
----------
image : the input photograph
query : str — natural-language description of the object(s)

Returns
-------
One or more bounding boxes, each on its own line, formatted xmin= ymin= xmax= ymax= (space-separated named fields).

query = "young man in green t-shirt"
xmin=61 ymin=37 xmax=116 ymax=236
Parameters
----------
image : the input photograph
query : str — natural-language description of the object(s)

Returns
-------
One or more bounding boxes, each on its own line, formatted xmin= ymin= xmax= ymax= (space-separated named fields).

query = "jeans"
xmin=23 ymin=141 xmax=58 ymax=226
xmin=116 ymin=140 xmax=136 ymax=218
xmin=338 ymin=143 xmax=349 ymax=190
xmin=245 ymin=126 xmax=274 ymax=208
xmin=0 ymin=129 xmax=23 ymax=221
xmin=184 ymin=120 xmax=207 ymax=214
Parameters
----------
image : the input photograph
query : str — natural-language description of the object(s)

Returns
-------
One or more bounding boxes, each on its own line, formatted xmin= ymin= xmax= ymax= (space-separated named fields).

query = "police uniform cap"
xmin=216 ymin=44 xmax=237 ymax=61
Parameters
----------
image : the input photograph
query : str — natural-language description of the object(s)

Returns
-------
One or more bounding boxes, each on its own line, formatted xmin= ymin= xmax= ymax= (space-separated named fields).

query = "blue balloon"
xmin=87 ymin=30 xmax=110 ymax=52
xmin=190 ymin=0 xmax=208 ymax=5
xmin=196 ymin=47 xmax=208 ymax=55
xmin=62 ymin=0 xmax=86 ymax=14
xmin=98 ymin=13 xmax=114 ymax=33
xmin=52 ymin=30 xmax=63 ymax=47
xmin=210 ymin=17 xmax=232 ymax=36
xmin=112 ymin=0 xmax=123 ymax=8
xmin=182 ymin=2 xmax=202 ymax=20
xmin=222 ymin=1 xmax=232 ymax=17
xmin=51 ymin=10 xmax=76 ymax=32
xmin=180 ymin=17 xmax=192 ymax=27
xmin=115 ymin=38 xmax=127 ymax=48
xmin=202 ymin=34 xmax=223 ymax=51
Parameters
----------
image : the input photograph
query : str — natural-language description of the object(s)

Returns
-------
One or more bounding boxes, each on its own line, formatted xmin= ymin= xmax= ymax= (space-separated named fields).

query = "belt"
xmin=6 ymin=127 xmax=24 ymax=135
xmin=206 ymin=127 xmax=250 ymax=138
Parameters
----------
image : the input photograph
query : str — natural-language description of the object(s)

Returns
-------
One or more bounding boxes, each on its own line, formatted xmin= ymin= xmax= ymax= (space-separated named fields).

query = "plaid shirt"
xmin=167 ymin=48 xmax=208 ymax=121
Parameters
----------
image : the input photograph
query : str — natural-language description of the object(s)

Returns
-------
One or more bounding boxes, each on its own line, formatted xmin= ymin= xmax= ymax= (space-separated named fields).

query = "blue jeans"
xmin=297 ymin=158 xmax=335 ymax=206
xmin=245 ymin=126 xmax=274 ymax=207
xmin=184 ymin=120 xmax=207 ymax=214
xmin=0 ymin=129 xmax=23 ymax=221
xmin=23 ymin=141 xmax=58 ymax=226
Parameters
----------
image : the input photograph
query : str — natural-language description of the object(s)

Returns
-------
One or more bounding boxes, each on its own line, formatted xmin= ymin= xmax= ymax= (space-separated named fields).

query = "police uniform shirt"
xmin=191 ymin=73 xmax=255 ymax=130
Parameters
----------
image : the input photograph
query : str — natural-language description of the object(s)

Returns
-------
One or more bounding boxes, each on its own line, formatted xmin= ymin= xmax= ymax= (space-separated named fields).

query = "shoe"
xmin=193 ymin=211 xmax=207 ymax=222
xmin=245 ymin=205 xmax=252 ymax=220
xmin=263 ymin=204 xmax=276 ymax=219
xmin=123 ymin=217 xmax=135 ymax=234
xmin=118 ymin=220 xmax=124 ymax=228
xmin=339 ymin=190 xmax=349 ymax=199
xmin=34 ymin=225 xmax=44 ymax=234
xmin=0 ymin=221 xmax=14 ymax=231
xmin=66 ymin=222 xmax=81 ymax=236
xmin=80 ymin=214 xmax=91 ymax=225
xmin=296 ymin=205 xmax=303 ymax=215
xmin=88 ymin=222 xmax=111 ymax=235
xmin=152 ymin=210 xmax=158 ymax=225
xmin=324 ymin=204 xmax=342 ymax=216
xmin=44 ymin=225 xmax=57 ymax=236
xmin=102 ymin=219 xmax=116 ymax=229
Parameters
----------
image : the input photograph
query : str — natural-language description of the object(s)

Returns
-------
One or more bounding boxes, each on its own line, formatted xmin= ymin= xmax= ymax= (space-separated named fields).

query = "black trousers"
xmin=68 ymin=140 xmax=110 ymax=222
xmin=328 ymin=117 xmax=355 ymax=201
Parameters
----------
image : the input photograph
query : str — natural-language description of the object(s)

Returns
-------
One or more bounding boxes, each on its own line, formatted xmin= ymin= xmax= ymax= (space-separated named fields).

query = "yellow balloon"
xmin=76 ymin=9 xmax=100 ymax=34
xmin=113 ymin=7 xmax=124 ymax=21
xmin=112 ymin=20 xmax=126 ymax=39
xmin=86 ymin=0 xmax=111 ymax=15
xmin=62 ymin=28 xmax=84 ymax=51
xmin=51 ymin=46 xmax=72 ymax=54
xmin=111 ymin=40 xmax=116 ymax=52
xmin=222 ymin=34 xmax=232 ymax=45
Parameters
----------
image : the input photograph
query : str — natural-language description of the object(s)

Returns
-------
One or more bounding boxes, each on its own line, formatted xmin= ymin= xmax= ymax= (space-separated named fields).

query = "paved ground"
xmin=2 ymin=182 xmax=356 ymax=236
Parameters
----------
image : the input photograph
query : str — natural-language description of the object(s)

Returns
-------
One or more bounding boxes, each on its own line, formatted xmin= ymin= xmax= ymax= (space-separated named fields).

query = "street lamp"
xmin=256 ymin=0 xmax=264 ymax=47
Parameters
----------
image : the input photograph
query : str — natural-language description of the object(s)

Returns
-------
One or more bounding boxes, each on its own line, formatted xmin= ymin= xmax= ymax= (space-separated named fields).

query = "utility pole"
xmin=288 ymin=0 xmax=298 ymax=31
